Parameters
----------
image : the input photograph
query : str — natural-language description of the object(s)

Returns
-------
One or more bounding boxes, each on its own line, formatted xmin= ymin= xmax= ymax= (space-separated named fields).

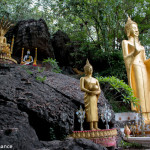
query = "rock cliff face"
xmin=0 ymin=64 xmax=114 ymax=149
xmin=6 ymin=20 xmax=76 ymax=67
xmin=41 ymin=138 xmax=107 ymax=150
xmin=52 ymin=30 xmax=74 ymax=67
xmin=6 ymin=19 xmax=55 ymax=62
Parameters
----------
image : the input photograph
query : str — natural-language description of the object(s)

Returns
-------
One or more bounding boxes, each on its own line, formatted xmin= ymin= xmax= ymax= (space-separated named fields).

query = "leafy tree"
xmin=0 ymin=0 xmax=149 ymax=50
xmin=0 ymin=0 xmax=149 ymax=80
xmin=47 ymin=0 xmax=150 ymax=51
xmin=43 ymin=58 xmax=62 ymax=73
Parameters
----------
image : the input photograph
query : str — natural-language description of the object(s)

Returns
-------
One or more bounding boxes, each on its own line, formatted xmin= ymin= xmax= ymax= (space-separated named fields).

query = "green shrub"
xmin=37 ymin=67 xmax=45 ymax=73
xmin=70 ymin=41 xmax=92 ymax=68
xmin=36 ymin=76 xmax=47 ymax=83
xmin=43 ymin=58 xmax=62 ymax=73
xmin=70 ymin=46 xmax=127 ymax=82
xmin=91 ymin=51 xmax=127 ymax=81
xmin=49 ymin=127 xmax=56 ymax=140
xmin=119 ymin=140 xmax=143 ymax=149
xmin=96 ymin=76 xmax=139 ymax=112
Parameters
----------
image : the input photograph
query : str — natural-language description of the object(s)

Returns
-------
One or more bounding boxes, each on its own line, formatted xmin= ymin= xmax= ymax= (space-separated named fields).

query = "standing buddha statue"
xmin=80 ymin=59 xmax=101 ymax=130
xmin=122 ymin=17 xmax=150 ymax=124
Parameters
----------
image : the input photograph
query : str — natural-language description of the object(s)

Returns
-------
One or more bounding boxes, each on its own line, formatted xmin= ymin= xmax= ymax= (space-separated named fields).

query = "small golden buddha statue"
xmin=0 ymin=29 xmax=7 ymax=44
xmin=122 ymin=17 xmax=150 ymax=124
xmin=0 ymin=17 xmax=17 ymax=64
xmin=21 ymin=48 xmax=37 ymax=66
xmin=80 ymin=59 xmax=101 ymax=130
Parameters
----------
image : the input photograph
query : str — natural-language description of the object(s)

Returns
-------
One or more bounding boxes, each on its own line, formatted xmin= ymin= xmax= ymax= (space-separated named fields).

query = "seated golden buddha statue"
xmin=22 ymin=50 xmax=33 ymax=65
xmin=21 ymin=48 xmax=37 ymax=66
xmin=0 ymin=26 xmax=10 ymax=55
xmin=0 ymin=17 xmax=17 ymax=64
xmin=80 ymin=59 xmax=101 ymax=130
xmin=122 ymin=17 xmax=150 ymax=124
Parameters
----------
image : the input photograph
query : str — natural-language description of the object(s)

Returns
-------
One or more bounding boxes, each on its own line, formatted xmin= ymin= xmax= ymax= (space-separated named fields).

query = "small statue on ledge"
xmin=80 ymin=59 xmax=101 ymax=130
xmin=21 ymin=48 xmax=37 ymax=66
xmin=23 ymin=49 xmax=33 ymax=65
xmin=124 ymin=124 xmax=131 ymax=138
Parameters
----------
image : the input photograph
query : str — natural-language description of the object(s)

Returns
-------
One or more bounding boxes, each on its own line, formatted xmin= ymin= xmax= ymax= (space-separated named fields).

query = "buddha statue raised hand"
xmin=122 ymin=17 xmax=150 ymax=124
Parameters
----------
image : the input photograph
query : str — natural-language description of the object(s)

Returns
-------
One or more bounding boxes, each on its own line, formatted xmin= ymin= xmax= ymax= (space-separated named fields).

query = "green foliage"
xmin=36 ymin=76 xmax=47 ymax=83
xmin=37 ymin=67 xmax=45 ymax=73
xmin=49 ymin=127 xmax=56 ymax=141
xmin=119 ymin=140 xmax=143 ymax=149
xmin=0 ymin=0 xmax=149 ymax=51
xmin=43 ymin=58 xmax=62 ymax=73
xmin=48 ymin=0 xmax=150 ymax=51
xmin=0 ymin=0 xmax=150 ymax=90
xmin=21 ymin=65 xmax=47 ymax=83
xmin=26 ymin=69 xmax=33 ymax=75
xmin=21 ymin=65 xmax=33 ymax=75
xmin=93 ymin=51 xmax=127 ymax=81
xmin=96 ymin=76 xmax=139 ymax=112
xmin=70 ymin=41 xmax=91 ymax=68
xmin=49 ymin=127 xmax=67 ymax=141
xmin=71 ymin=49 xmax=127 ymax=81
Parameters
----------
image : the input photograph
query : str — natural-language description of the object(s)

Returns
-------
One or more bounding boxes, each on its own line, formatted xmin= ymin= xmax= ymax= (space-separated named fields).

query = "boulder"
xmin=0 ymin=100 xmax=40 ymax=150
xmin=41 ymin=138 xmax=107 ymax=150
xmin=0 ymin=64 xmax=115 ymax=149
xmin=6 ymin=19 xmax=55 ymax=62
xmin=52 ymin=30 xmax=74 ymax=66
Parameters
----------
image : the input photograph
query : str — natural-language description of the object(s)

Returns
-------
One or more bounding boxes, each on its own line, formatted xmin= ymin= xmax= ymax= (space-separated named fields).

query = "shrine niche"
xmin=20 ymin=48 xmax=37 ymax=66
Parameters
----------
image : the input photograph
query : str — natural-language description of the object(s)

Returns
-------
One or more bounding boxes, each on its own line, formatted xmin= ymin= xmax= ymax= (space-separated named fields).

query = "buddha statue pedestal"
xmin=70 ymin=129 xmax=117 ymax=148
xmin=0 ymin=46 xmax=17 ymax=64
xmin=74 ymin=60 xmax=117 ymax=148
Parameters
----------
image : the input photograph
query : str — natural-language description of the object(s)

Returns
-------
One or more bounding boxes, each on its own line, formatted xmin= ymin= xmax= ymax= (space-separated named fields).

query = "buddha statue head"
xmin=84 ymin=59 xmax=93 ymax=75
xmin=0 ymin=29 xmax=5 ymax=37
xmin=125 ymin=16 xmax=139 ymax=38
xmin=27 ymin=49 xmax=31 ymax=55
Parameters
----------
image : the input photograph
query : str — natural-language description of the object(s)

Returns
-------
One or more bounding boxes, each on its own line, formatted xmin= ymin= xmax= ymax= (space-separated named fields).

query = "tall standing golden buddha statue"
xmin=80 ymin=59 xmax=101 ymax=130
xmin=122 ymin=17 xmax=150 ymax=124
xmin=0 ymin=17 xmax=17 ymax=64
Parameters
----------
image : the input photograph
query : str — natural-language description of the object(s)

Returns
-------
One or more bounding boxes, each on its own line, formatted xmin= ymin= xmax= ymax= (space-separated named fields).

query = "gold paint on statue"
xmin=21 ymin=48 xmax=24 ymax=64
xmin=70 ymin=129 xmax=117 ymax=139
xmin=122 ymin=17 xmax=150 ymax=124
xmin=80 ymin=59 xmax=101 ymax=130
xmin=0 ymin=17 xmax=17 ymax=64
xmin=33 ymin=48 xmax=37 ymax=66
xmin=21 ymin=48 xmax=37 ymax=65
